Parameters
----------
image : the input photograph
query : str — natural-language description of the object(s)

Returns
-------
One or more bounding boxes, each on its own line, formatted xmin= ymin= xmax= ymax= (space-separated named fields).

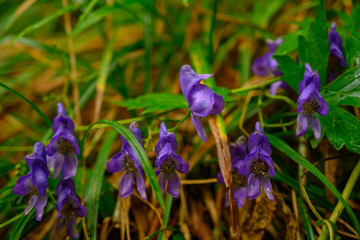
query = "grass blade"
xmin=298 ymin=197 xmax=316 ymax=240
xmin=80 ymin=120 xmax=165 ymax=210
xmin=85 ymin=130 xmax=117 ymax=240
xmin=267 ymin=134 xmax=360 ymax=235
xmin=0 ymin=82 xmax=52 ymax=127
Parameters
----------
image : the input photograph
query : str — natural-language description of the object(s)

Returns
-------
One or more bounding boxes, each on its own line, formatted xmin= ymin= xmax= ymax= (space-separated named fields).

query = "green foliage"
xmin=319 ymin=105 xmax=360 ymax=154
xmin=273 ymin=55 xmax=303 ymax=92
xmin=112 ymin=93 xmax=188 ymax=114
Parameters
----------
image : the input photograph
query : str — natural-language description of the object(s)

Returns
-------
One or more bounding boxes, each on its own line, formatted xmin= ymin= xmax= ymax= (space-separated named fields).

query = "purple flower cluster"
xmin=13 ymin=103 xmax=86 ymax=239
xmin=180 ymin=65 xmax=224 ymax=142
xmin=327 ymin=22 xmax=346 ymax=82
xmin=155 ymin=122 xmax=189 ymax=198
xmin=13 ymin=142 xmax=50 ymax=221
xmin=296 ymin=64 xmax=329 ymax=140
xmin=251 ymin=38 xmax=290 ymax=95
xmin=217 ymin=122 xmax=275 ymax=206
xmin=106 ymin=121 xmax=147 ymax=200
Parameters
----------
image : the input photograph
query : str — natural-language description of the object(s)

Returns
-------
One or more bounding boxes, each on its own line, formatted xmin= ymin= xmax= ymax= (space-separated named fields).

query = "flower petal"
xmin=66 ymin=215 xmax=79 ymax=239
xmin=266 ymin=38 xmax=283 ymax=52
xmin=129 ymin=121 xmax=142 ymax=143
xmin=166 ymin=172 xmax=181 ymax=198
xmin=155 ymin=122 xmax=177 ymax=156
xmin=24 ymin=195 xmax=37 ymax=216
xmin=134 ymin=172 xmax=147 ymax=200
xmin=62 ymin=153 xmax=78 ymax=178
xmin=247 ymin=173 xmax=261 ymax=199
xmin=217 ymin=171 xmax=225 ymax=184
xmin=260 ymin=175 xmax=274 ymax=201
xmin=188 ymin=84 xmax=215 ymax=117
xmin=106 ymin=152 xmax=126 ymax=173
xmin=13 ymin=173 xmax=33 ymax=196
xmin=296 ymin=113 xmax=309 ymax=137
xmin=315 ymin=91 xmax=329 ymax=116
xmin=179 ymin=65 xmax=214 ymax=103
xmin=297 ymin=83 xmax=316 ymax=113
xmin=119 ymin=172 xmax=134 ymax=198
xmin=309 ymin=115 xmax=321 ymax=140
xmin=234 ymin=186 xmax=248 ymax=207
xmin=173 ymin=152 xmax=189 ymax=174
xmin=158 ymin=172 xmax=166 ymax=193
xmin=34 ymin=195 xmax=47 ymax=221
xmin=209 ymin=93 xmax=224 ymax=115
xmin=191 ymin=113 xmax=208 ymax=142
xmin=32 ymin=160 xmax=49 ymax=196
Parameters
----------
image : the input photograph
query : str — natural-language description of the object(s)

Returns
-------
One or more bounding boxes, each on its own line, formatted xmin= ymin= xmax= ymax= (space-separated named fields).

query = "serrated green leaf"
xmin=274 ymin=32 xmax=300 ymax=55
xmin=112 ymin=93 xmax=188 ymax=114
xmin=85 ymin=130 xmax=117 ymax=240
xmin=80 ymin=120 xmax=165 ymax=210
xmin=267 ymin=134 xmax=360 ymax=235
xmin=319 ymin=105 xmax=360 ymax=154
xmin=273 ymin=55 xmax=303 ymax=92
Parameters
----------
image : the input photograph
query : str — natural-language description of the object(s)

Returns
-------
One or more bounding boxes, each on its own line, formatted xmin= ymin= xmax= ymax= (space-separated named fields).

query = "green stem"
xmin=168 ymin=110 xmax=191 ymax=132
xmin=263 ymin=119 xmax=297 ymax=128
xmin=257 ymin=89 xmax=264 ymax=126
xmin=229 ymin=77 xmax=281 ymax=94
xmin=318 ymin=160 xmax=360 ymax=240
xmin=265 ymin=92 xmax=297 ymax=108
xmin=0 ymin=213 xmax=23 ymax=229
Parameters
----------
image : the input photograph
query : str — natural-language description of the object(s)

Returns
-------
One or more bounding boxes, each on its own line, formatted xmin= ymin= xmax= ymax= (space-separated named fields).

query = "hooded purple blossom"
xmin=46 ymin=103 xmax=80 ymax=179
xmin=179 ymin=65 xmax=224 ymax=142
xmin=329 ymin=23 xmax=346 ymax=68
xmin=217 ymin=136 xmax=248 ymax=207
xmin=238 ymin=122 xmax=275 ymax=201
xmin=251 ymin=38 xmax=290 ymax=95
xmin=155 ymin=123 xmax=189 ymax=198
xmin=55 ymin=177 xmax=87 ymax=239
xmin=106 ymin=121 xmax=147 ymax=200
xmin=13 ymin=142 xmax=50 ymax=221
xmin=296 ymin=64 xmax=329 ymax=140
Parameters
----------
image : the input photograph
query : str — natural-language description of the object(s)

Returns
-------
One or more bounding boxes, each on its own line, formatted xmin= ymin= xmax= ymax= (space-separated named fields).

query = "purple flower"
xmin=329 ymin=22 xmax=346 ymax=68
xmin=217 ymin=136 xmax=248 ymax=207
xmin=179 ymin=65 xmax=225 ymax=142
xmin=155 ymin=123 xmax=189 ymax=198
xmin=296 ymin=64 xmax=329 ymax=140
xmin=55 ymin=177 xmax=87 ymax=239
xmin=252 ymin=38 xmax=290 ymax=95
xmin=247 ymin=122 xmax=272 ymax=155
xmin=13 ymin=142 xmax=50 ymax=221
xmin=239 ymin=146 xmax=275 ymax=201
xmin=46 ymin=103 xmax=80 ymax=179
xmin=106 ymin=121 xmax=147 ymax=200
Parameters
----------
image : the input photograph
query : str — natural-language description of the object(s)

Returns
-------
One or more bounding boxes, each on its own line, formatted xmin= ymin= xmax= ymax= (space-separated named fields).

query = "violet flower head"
xmin=329 ymin=22 xmax=346 ymax=68
xmin=55 ymin=177 xmax=87 ymax=239
xmin=179 ymin=65 xmax=225 ymax=142
xmin=13 ymin=142 xmax=50 ymax=221
xmin=46 ymin=103 xmax=80 ymax=179
xmin=238 ymin=122 xmax=275 ymax=201
xmin=155 ymin=123 xmax=189 ymax=198
xmin=217 ymin=136 xmax=248 ymax=207
xmin=296 ymin=64 xmax=329 ymax=140
xmin=106 ymin=121 xmax=147 ymax=200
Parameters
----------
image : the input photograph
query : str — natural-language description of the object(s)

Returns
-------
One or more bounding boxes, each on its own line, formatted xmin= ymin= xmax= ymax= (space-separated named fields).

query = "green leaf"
xmin=111 ymin=93 xmax=188 ymax=114
xmin=5 ymin=211 xmax=34 ymax=240
xmin=267 ymin=134 xmax=360 ymax=235
xmin=274 ymin=32 xmax=301 ymax=55
xmin=322 ymin=67 xmax=360 ymax=107
xmin=85 ymin=130 xmax=117 ymax=240
xmin=319 ymin=105 xmax=360 ymax=154
xmin=80 ymin=120 xmax=165 ymax=210
xmin=298 ymin=197 xmax=316 ymax=240
xmin=0 ymin=82 xmax=52 ymax=127
xmin=273 ymin=55 xmax=303 ymax=92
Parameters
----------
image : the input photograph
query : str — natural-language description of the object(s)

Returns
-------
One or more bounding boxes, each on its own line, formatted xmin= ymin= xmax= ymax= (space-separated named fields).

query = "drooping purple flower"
xmin=296 ymin=64 xmax=329 ymax=140
xmin=155 ymin=123 xmax=189 ymax=198
xmin=106 ymin=121 xmax=147 ymax=200
xmin=239 ymin=146 xmax=275 ymax=201
xmin=247 ymin=122 xmax=272 ymax=155
xmin=179 ymin=65 xmax=225 ymax=142
xmin=251 ymin=38 xmax=290 ymax=95
xmin=217 ymin=136 xmax=248 ymax=207
xmin=46 ymin=103 xmax=80 ymax=179
xmin=55 ymin=177 xmax=87 ymax=239
xmin=329 ymin=22 xmax=346 ymax=68
xmin=13 ymin=142 xmax=50 ymax=221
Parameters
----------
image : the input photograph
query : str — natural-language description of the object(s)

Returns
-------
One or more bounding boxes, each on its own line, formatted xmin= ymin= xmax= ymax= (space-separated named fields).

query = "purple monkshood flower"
xmin=217 ymin=136 xmax=248 ymax=207
xmin=296 ymin=64 xmax=329 ymax=140
xmin=13 ymin=142 xmax=50 ymax=221
xmin=179 ymin=65 xmax=225 ymax=142
xmin=46 ymin=103 xmax=80 ymax=179
xmin=238 ymin=122 xmax=275 ymax=201
xmin=106 ymin=121 xmax=147 ymax=200
xmin=251 ymin=38 xmax=290 ymax=95
xmin=329 ymin=23 xmax=346 ymax=68
xmin=155 ymin=123 xmax=189 ymax=198
xmin=55 ymin=177 xmax=87 ymax=239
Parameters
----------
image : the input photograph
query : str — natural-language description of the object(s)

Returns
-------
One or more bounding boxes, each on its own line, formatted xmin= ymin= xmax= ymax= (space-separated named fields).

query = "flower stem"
xmin=229 ymin=77 xmax=281 ymax=94
xmin=318 ymin=160 xmax=360 ymax=240
xmin=264 ymin=92 xmax=297 ymax=108
xmin=168 ymin=110 xmax=191 ymax=132
xmin=263 ymin=119 xmax=297 ymax=128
